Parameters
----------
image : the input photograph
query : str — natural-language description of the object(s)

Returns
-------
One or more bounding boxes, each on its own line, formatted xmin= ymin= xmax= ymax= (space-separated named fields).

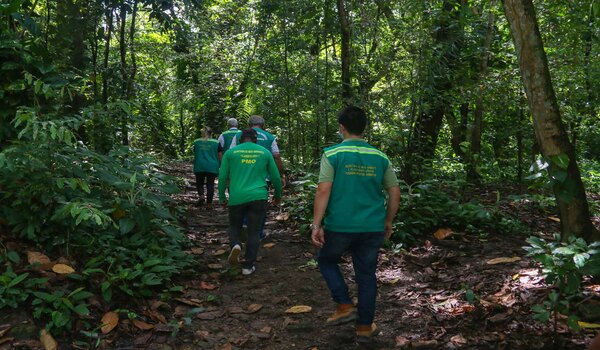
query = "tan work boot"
xmin=356 ymin=323 xmax=380 ymax=343
xmin=326 ymin=304 xmax=356 ymax=325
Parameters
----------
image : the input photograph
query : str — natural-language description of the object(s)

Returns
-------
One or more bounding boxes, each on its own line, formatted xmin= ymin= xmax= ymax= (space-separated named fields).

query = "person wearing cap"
xmin=310 ymin=106 xmax=400 ymax=343
xmin=192 ymin=126 xmax=220 ymax=208
xmin=218 ymin=128 xmax=283 ymax=276
xmin=218 ymin=118 xmax=239 ymax=161
xmin=230 ymin=115 xmax=285 ymax=186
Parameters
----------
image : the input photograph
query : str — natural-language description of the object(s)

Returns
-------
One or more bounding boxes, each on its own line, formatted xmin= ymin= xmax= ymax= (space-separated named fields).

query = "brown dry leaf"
xmin=215 ymin=343 xmax=232 ymax=350
xmin=134 ymin=332 xmax=153 ymax=345
xmin=285 ymin=305 xmax=312 ymax=314
xmin=450 ymin=334 xmax=467 ymax=345
xmin=100 ymin=311 xmax=119 ymax=334
xmin=144 ymin=309 xmax=167 ymax=324
xmin=0 ymin=326 xmax=11 ymax=337
xmin=40 ymin=329 xmax=57 ymax=350
xmin=197 ymin=310 xmax=225 ymax=320
xmin=263 ymin=243 xmax=275 ymax=249
xmin=0 ymin=337 xmax=14 ymax=346
xmin=27 ymin=251 xmax=51 ymax=266
xmin=275 ymin=213 xmax=289 ymax=221
xmin=132 ymin=319 xmax=154 ymax=330
xmin=433 ymin=228 xmax=453 ymax=240
xmin=424 ymin=240 xmax=433 ymax=250
xmin=52 ymin=263 xmax=75 ymax=274
xmin=548 ymin=216 xmax=561 ymax=222
xmin=200 ymin=281 xmax=218 ymax=290
xmin=213 ymin=249 xmax=227 ymax=256
xmin=227 ymin=306 xmax=244 ymax=314
xmin=150 ymin=300 xmax=170 ymax=311
xmin=260 ymin=326 xmax=272 ymax=334
xmin=412 ymin=340 xmax=439 ymax=348
xmin=246 ymin=304 xmax=263 ymax=314
xmin=174 ymin=298 xmax=203 ymax=307
xmin=208 ymin=263 xmax=223 ymax=270
xmin=395 ymin=336 xmax=410 ymax=347
xmin=191 ymin=247 xmax=204 ymax=255
xmin=486 ymin=257 xmax=521 ymax=265
xmin=310 ymin=348 xmax=318 ymax=350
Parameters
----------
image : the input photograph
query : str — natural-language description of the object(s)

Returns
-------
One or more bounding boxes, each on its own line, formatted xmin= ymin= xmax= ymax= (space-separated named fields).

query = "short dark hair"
xmin=240 ymin=128 xmax=257 ymax=143
xmin=337 ymin=106 xmax=367 ymax=135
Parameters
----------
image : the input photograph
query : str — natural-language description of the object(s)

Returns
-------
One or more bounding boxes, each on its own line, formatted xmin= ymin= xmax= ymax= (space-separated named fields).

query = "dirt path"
xmin=115 ymin=163 xmax=595 ymax=350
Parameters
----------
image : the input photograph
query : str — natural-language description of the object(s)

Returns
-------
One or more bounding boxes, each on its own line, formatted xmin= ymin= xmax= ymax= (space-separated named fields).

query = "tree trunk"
xmin=336 ymin=0 xmax=351 ymax=104
xmin=468 ymin=2 xmax=496 ymax=182
xmin=119 ymin=4 xmax=128 ymax=145
xmin=503 ymin=0 xmax=599 ymax=242
xmin=102 ymin=4 xmax=113 ymax=105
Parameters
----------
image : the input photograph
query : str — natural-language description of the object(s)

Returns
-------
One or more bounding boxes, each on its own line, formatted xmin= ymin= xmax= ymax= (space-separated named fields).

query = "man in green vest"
xmin=192 ymin=127 xmax=220 ymax=209
xmin=218 ymin=129 xmax=283 ymax=276
xmin=217 ymin=117 xmax=239 ymax=161
xmin=310 ymin=106 xmax=400 ymax=343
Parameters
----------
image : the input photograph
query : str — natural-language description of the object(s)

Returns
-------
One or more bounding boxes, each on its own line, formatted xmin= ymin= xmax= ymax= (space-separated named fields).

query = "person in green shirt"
xmin=218 ymin=129 xmax=283 ymax=276
xmin=217 ymin=117 xmax=239 ymax=162
xmin=192 ymin=127 xmax=220 ymax=208
xmin=310 ymin=106 xmax=400 ymax=343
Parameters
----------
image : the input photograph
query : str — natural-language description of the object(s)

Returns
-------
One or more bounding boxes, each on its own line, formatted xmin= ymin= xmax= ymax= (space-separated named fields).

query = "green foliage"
xmin=32 ymin=287 xmax=93 ymax=333
xmin=282 ymin=172 xmax=318 ymax=233
xmin=524 ymin=234 xmax=600 ymax=332
xmin=393 ymin=180 xmax=525 ymax=244
xmin=0 ymin=266 xmax=47 ymax=309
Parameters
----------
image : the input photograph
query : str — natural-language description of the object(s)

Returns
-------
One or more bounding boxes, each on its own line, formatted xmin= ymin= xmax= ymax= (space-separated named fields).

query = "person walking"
xmin=217 ymin=117 xmax=239 ymax=161
xmin=310 ymin=106 xmax=400 ymax=343
xmin=218 ymin=128 xmax=283 ymax=276
xmin=192 ymin=127 xmax=220 ymax=208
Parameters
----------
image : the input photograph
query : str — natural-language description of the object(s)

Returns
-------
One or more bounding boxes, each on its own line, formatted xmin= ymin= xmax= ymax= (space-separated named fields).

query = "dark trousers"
xmin=228 ymin=200 xmax=267 ymax=268
xmin=195 ymin=172 xmax=217 ymax=203
xmin=317 ymin=231 xmax=385 ymax=325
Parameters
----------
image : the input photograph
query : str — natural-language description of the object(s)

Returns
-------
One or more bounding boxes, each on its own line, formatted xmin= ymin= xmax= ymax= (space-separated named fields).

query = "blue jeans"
xmin=317 ymin=231 xmax=385 ymax=325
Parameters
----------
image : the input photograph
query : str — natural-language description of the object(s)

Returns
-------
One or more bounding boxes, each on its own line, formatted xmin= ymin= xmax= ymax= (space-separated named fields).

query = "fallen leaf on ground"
xmin=263 ymin=243 xmax=275 ymax=249
xmin=197 ymin=310 xmax=225 ymax=320
xmin=395 ymin=336 xmax=410 ymax=347
xmin=215 ymin=343 xmax=232 ymax=350
xmin=285 ymin=305 xmax=312 ymax=314
xmin=260 ymin=326 xmax=272 ymax=333
xmin=174 ymin=298 xmax=203 ymax=307
xmin=213 ymin=249 xmax=227 ymax=256
xmin=578 ymin=321 xmax=600 ymax=329
xmin=548 ymin=216 xmax=560 ymax=222
xmin=0 ymin=326 xmax=11 ymax=337
xmin=412 ymin=340 xmax=439 ymax=348
xmin=134 ymin=332 xmax=153 ymax=345
xmin=208 ymin=263 xmax=223 ymax=270
xmin=100 ymin=311 xmax=119 ymax=334
xmin=191 ymin=247 xmax=204 ymax=255
xmin=0 ymin=337 xmax=14 ymax=346
xmin=52 ymin=263 xmax=75 ymax=274
xmin=200 ymin=281 xmax=218 ymax=290
xmin=246 ymin=304 xmax=263 ymax=313
xmin=144 ymin=309 xmax=167 ymax=324
xmin=150 ymin=300 xmax=170 ymax=311
xmin=40 ymin=330 xmax=57 ymax=350
xmin=275 ymin=213 xmax=289 ymax=221
xmin=433 ymin=228 xmax=453 ymax=240
xmin=228 ymin=306 xmax=244 ymax=314
xmin=132 ymin=319 xmax=154 ymax=330
xmin=486 ymin=257 xmax=521 ymax=265
xmin=450 ymin=334 xmax=467 ymax=344
xmin=27 ymin=251 xmax=51 ymax=266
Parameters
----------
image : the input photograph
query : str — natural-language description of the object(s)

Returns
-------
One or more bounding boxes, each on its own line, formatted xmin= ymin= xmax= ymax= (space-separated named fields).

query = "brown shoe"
xmin=326 ymin=304 xmax=356 ymax=325
xmin=356 ymin=323 xmax=380 ymax=343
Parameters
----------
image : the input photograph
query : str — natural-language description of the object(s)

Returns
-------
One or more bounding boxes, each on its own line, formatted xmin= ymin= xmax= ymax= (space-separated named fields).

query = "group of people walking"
xmin=192 ymin=106 xmax=400 ymax=343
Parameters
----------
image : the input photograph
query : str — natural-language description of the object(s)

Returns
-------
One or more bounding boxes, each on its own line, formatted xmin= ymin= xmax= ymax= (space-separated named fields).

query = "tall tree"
xmin=503 ymin=0 xmax=599 ymax=242
xmin=337 ymin=0 xmax=352 ymax=104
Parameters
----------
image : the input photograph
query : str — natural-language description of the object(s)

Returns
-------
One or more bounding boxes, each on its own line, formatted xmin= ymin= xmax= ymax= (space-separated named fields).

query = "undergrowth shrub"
xmin=0 ymin=111 xmax=193 ymax=333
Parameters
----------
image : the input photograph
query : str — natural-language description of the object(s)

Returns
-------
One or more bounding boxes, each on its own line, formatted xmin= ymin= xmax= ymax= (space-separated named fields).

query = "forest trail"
xmin=113 ymin=163 xmax=592 ymax=350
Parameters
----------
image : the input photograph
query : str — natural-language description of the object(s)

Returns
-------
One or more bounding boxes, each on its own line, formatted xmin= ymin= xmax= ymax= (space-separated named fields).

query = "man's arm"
xmin=272 ymin=153 xmax=286 ymax=187
xmin=267 ymin=155 xmax=282 ymax=200
xmin=311 ymin=182 xmax=332 ymax=248
xmin=384 ymin=186 xmax=400 ymax=239
xmin=218 ymin=154 xmax=230 ymax=205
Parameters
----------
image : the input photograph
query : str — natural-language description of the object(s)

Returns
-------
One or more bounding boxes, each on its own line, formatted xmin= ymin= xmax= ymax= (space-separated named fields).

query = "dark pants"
xmin=195 ymin=172 xmax=216 ymax=203
xmin=317 ymin=231 xmax=385 ymax=326
xmin=228 ymin=200 xmax=267 ymax=268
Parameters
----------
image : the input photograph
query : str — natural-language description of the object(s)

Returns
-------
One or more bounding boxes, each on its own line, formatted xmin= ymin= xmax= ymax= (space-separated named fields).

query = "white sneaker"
xmin=228 ymin=244 xmax=241 ymax=266
xmin=242 ymin=266 xmax=255 ymax=276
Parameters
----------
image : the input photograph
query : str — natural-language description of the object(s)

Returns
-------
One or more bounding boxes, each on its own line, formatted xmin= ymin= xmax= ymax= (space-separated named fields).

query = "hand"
xmin=384 ymin=221 xmax=394 ymax=240
xmin=311 ymin=227 xmax=325 ymax=248
xmin=280 ymin=175 xmax=287 ymax=188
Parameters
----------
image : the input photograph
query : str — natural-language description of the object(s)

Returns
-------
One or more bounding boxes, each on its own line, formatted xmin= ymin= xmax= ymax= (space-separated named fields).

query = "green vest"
xmin=221 ymin=129 xmax=238 ymax=152
xmin=193 ymin=138 xmax=219 ymax=174
xmin=323 ymin=140 xmax=389 ymax=233
xmin=235 ymin=127 xmax=276 ymax=152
